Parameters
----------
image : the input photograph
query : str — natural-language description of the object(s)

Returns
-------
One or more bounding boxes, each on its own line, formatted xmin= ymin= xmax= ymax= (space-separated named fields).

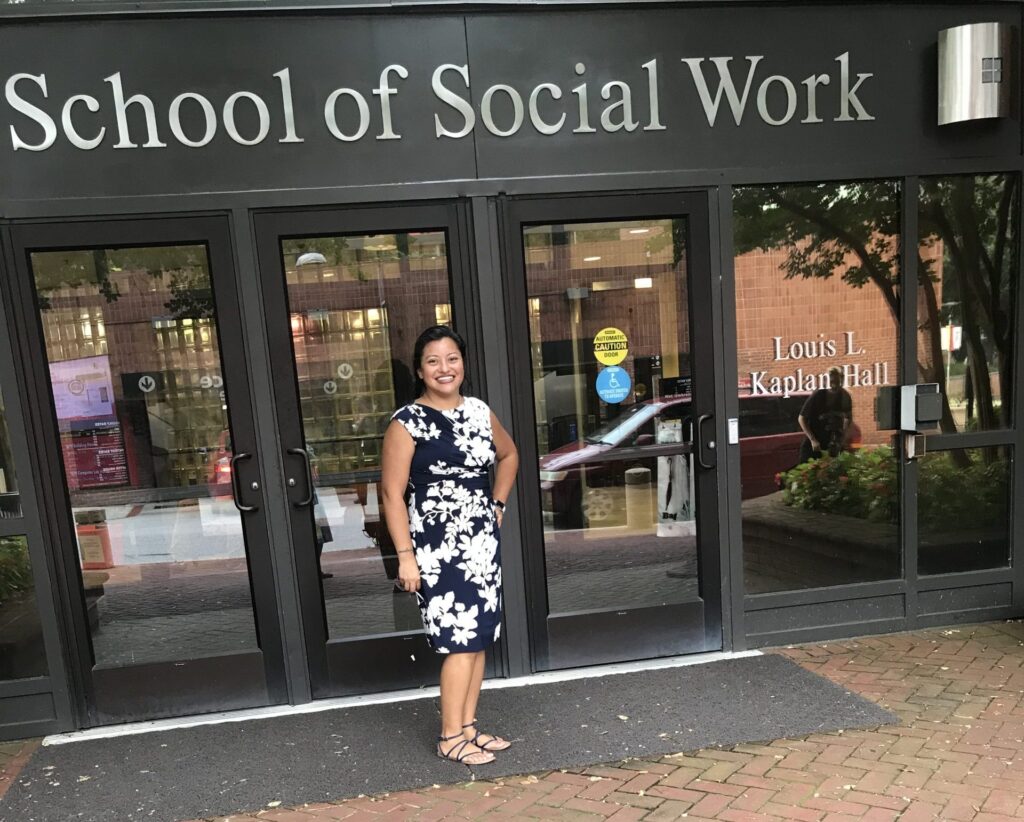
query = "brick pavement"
xmin=3 ymin=620 xmax=1022 ymax=821
xmin=189 ymin=620 xmax=1024 ymax=822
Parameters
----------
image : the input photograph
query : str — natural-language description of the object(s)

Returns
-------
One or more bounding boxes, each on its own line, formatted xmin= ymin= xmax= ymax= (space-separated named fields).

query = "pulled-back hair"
xmin=412 ymin=325 xmax=467 ymax=398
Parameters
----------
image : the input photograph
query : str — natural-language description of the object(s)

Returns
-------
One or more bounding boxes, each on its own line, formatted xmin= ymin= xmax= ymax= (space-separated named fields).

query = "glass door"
xmin=254 ymin=203 xmax=483 ymax=698
xmin=10 ymin=218 xmax=287 ymax=725
xmin=502 ymin=192 xmax=723 ymax=670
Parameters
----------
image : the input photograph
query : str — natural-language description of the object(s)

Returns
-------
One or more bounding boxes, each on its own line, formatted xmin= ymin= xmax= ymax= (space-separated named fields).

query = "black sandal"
xmin=462 ymin=720 xmax=512 ymax=752
xmin=437 ymin=731 xmax=495 ymax=765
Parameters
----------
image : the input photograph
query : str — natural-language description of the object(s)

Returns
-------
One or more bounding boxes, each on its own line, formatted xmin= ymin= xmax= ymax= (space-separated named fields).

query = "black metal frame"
xmin=0 ymin=0 xmax=1019 ymax=729
xmin=498 ymin=190 xmax=724 ymax=671
xmin=739 ymin=169 xmax=1024 ymax=646
xmin=0 ymin=230 xmax=76 ymax=739
xmin=252 ymin=200 xmax=499 ymax=698
xmin=3 ymin=216 xmax=290 ymax=726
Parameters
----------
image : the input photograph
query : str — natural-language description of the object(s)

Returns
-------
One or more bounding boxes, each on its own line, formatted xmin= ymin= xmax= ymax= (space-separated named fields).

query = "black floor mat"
xmin=0 ymin=654 xmax=896 ymax=822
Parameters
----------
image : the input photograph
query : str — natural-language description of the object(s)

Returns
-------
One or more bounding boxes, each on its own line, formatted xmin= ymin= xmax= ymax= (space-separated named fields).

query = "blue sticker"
xmin=596 ymin=366 xmax=631 ymax=404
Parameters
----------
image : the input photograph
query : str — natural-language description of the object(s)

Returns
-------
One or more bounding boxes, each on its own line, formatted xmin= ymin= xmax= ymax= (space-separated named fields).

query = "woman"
xmin=381 ymin=325 xmax=519 ymax=765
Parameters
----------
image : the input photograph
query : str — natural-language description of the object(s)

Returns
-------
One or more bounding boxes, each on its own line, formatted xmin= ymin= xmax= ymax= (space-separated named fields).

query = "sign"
xmin=596 ymin=366 xmax=631 ymax=404
xmin=323 ymin=380 xmax=338 ymax=395
xmin=940 ymin=324 xmax=962 ymax=352
xmin=748 ymin=330 xmax=891 ymax=398
xmin=593 ymin=327 xmax=628 ymax=366
xmin=5 ymin=4 xmax=1004 ymax=204
xmin=122 ymin=371 xmax=165 ymax=399
xmin=336 ymin=363 xmax=354 ymax=380
xmin=199 ymin=374 xmax=224 ymax=389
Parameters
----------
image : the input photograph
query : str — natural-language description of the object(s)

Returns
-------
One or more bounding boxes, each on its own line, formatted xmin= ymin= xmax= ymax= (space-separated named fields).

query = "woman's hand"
xmin=494 ymin=505 xmax=504 ymax=528
xmin=397 ymin=554 xmax=421 ymax=593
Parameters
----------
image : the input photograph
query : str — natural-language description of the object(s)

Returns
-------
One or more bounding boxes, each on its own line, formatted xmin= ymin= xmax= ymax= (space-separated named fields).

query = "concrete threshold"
xmin=42 ymin=648 xmax=761 ymax=747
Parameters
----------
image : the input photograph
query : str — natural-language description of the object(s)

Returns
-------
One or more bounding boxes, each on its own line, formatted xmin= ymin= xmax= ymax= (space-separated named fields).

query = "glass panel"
xmin=282 ymin=231 xmax=450 ymax=640
xmin=733 ymin=181 xmax=901 ymax=594
xmin=0 ymin=385 xmax=21 ymax=518
xmin=0 ymin=536 xmax=48 ymax=680
xmin=918 ymin=174 xmax=1019 ymax=432
xmin=919 ymin=447 xmax=1011 ymax=575
xmin=527 ymin=218 xmax=699 ymax=614
xmin=31 ymin=246 xmax=259 ymax=668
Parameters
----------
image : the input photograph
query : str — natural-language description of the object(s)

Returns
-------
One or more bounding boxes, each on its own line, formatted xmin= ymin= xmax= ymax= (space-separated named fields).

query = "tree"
xmin=733 ymin=175 xmax=1018 ymax=440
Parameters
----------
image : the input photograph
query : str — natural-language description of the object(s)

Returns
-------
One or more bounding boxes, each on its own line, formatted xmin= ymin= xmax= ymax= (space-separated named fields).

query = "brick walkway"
xmin=193 ymin=620 xmax=1024 ymax=822
xmin=3 ymin=620 xmax=1022 ymax=821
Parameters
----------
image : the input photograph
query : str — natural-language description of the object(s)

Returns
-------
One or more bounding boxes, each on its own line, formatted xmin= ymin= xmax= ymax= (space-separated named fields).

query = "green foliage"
xmin=779 ymin=446 xmax=1008 ymax=532
xmin=0 ymin=536 xmax=32 ymax=605
xmin=733 ymin=176 xmax=1019 ymax=434
xmin=780 ymin=446 xmax=897 ymax=524
xmin=33 ymin=245 xmax=213 ymax=318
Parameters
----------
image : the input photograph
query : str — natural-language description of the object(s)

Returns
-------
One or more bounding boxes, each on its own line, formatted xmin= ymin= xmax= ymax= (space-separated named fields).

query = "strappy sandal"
xmin=463 ymin=720 xmax=512 ymax=752
xmin=437 ymin=731 xmax=495 ymax=765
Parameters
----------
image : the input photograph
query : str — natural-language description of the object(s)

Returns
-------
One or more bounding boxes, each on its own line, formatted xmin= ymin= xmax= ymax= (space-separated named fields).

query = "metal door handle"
xmin=288 ymin=447 xmax=315 ymax=508
xmin=230 ymin=453 xmax=258 ymax=513
xmin=696 ymin=414 xmax=715 ymax=469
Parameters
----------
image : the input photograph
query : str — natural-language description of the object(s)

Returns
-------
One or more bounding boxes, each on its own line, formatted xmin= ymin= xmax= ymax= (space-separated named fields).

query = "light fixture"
xmin=634 ymin=277 xmax=653 ymax=289
xmin=629 ymin=228 xmax=650 ymax=235
xmin=583 ymin=256 xmax=602 ymax=262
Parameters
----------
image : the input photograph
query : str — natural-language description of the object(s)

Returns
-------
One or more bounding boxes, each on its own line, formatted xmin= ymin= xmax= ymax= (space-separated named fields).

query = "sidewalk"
xmin=3 ymin=620 xmax=1022 ymax=821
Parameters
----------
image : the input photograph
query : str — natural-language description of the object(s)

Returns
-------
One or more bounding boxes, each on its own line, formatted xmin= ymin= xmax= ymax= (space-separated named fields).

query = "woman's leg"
xmin=461 ymin=650 xmax=486 ymax=730
xmin=462 ymin=651 xmax=510 ymax=748
xmin=438 ymin=652 xmax=492 ymax=761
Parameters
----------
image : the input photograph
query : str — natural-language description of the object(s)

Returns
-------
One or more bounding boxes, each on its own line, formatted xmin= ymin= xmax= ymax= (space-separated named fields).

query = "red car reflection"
xmin=537 ymin=392 xmax=861 ymax=528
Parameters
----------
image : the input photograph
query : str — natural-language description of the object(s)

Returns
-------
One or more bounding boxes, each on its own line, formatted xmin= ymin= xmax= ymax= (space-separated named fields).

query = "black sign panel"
xmin=0 ymin=4 xmax=1016 ymax=202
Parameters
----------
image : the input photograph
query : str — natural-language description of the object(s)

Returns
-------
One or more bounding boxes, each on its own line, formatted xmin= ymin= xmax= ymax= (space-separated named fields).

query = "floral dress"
xmin=391 ymin=396 xmax=502 ymax=653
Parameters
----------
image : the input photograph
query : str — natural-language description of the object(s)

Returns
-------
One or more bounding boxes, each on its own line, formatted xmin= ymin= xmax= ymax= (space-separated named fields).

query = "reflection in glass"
xmin=733 ymin=181 xmax=901 ymax=594
xmin=918 ymin=174 xmax=1019 ymax=433
xmin=31 ymin=246 xmax=259 ymax=668
xmin=525 ymin=219 xmax=699 ymax=614
xmin=281 ymin=231 xmax=451 ymax=639
xmin=0 ymin=386 xmax=21 ymax=518
xmin=919 ymin=447 xmax=1011 ymax=575
xmin=0 ymin=536 xmax=48 ymax=680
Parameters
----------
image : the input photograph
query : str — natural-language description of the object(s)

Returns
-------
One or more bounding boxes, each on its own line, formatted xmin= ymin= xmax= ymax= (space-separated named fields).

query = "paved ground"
xmin=3 ymin=619 xmax=1022 ymax=821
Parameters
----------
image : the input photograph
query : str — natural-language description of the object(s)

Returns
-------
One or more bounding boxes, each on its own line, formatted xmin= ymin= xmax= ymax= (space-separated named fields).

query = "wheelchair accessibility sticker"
xmin=596 ymin=366 xmax=631 ymax=404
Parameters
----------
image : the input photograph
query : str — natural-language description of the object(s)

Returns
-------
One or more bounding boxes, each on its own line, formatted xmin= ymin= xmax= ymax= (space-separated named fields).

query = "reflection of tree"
xmin=920 ymin=176 xmax=1019 ymax=432
xmin=32 ymin=246 xmax=212 ymax=319
xmin=733 ymin=177 xmax=1018 ymax=439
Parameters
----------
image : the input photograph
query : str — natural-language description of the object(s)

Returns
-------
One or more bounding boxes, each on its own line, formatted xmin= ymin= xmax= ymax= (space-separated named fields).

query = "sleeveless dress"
xmin=391 ymin=396 xmax=502 ymax=654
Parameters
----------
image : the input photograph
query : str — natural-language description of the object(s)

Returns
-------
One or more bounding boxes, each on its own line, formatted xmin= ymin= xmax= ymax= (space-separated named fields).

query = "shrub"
xmin=0 ymin=536 xmax=32 ymax=605
xmin=780 ymin=446 xmax=1008 ymax=531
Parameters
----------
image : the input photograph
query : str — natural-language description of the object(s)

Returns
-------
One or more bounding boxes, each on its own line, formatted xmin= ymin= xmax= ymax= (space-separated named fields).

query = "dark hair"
xmin=412 ymin=325 xmax=467 ymax=398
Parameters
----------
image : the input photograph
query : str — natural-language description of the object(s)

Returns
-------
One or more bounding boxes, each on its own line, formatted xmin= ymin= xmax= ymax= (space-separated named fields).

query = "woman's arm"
xmin=381 ymin=419 xmax=419 ymax=592
xmin=491 ymin=412 xmax=519 ymax=526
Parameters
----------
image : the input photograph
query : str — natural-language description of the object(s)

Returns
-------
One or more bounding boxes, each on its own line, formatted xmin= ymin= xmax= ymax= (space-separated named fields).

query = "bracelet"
xmin=396 ymin=547 xmax=414 ymax=554
xmin=492 ymin=499 xmax=506 ymax=512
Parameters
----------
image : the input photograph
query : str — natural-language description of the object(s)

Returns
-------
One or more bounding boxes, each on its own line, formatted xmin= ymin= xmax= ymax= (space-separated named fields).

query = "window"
xmin=734 ymin=180 xmax=901 ymax=594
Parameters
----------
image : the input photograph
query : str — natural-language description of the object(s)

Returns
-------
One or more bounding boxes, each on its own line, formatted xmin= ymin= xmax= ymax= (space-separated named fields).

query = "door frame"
xmin=6 ymin=215 xmax=289 ymax=726
xmin=252 ymin=199 xmax=500 ymax=698
xmin=498 ymin=189 xmax=725 ymax=672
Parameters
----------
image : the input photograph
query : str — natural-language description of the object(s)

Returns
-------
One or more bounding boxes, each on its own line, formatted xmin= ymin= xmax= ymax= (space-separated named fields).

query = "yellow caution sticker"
xmin=593 ymin=327 xmax=628 ymax=366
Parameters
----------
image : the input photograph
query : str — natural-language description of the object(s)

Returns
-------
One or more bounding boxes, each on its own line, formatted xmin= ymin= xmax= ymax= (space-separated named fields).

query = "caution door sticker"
xmin=593 ymin=327 xmax=628 ymax=366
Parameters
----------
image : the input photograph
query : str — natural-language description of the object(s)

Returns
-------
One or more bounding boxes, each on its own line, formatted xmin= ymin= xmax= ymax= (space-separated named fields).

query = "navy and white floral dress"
xmin=391 ymin=396 xmax=502 ymax=654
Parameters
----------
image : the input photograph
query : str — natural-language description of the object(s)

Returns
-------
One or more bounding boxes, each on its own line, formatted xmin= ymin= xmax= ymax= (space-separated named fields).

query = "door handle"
xmin=696 ymin=413 xmax=716 ymax=469
xmin=287 ymin=447 xmax=315 ymax=508
xmin=229 ymin=453 xmax=258 ymax=513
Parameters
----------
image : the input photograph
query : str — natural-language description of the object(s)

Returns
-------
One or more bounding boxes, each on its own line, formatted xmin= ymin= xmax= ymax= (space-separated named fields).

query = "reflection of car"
xmin=206 ymin=430 xmax=233 ymax=498
xmin=538 ymin=393 xmax=861 ymax=527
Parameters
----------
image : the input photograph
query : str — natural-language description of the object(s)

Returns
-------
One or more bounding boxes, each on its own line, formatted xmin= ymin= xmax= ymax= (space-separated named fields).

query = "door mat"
xmin=0 ymin=654 xmax=896 ymax=822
